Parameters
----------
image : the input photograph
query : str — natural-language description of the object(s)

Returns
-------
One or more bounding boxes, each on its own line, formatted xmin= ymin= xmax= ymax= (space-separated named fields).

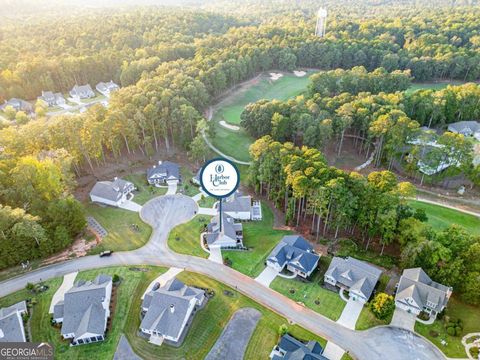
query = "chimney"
xmin=170 ymin=304 xmax=175 ymax=313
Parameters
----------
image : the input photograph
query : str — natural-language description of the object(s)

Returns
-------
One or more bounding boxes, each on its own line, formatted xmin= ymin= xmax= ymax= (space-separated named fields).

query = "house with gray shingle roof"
xmin=140 ymin=278 xmax=205 ymax=346
xmin=1 ymin=98 xmax=33 ymax=113
xmin=90 ymin=177 xmax=135 ymax=207
xmin=324 ymin=257 xmax=382 ymax=303
xmin=53 ymin=274 xmax=112 ymax=346
xmin=222 ymin=191 xmax=262 ymax=221
xmin=96 ymin=81 xmax=119 ymax=97
xmin=269 ymin=334 xmax=328 ymax=360
xmin=0 ymin=301 xmax=27 ymax=343
xmin=205 ymin=213 xmax=243 ymax=249
xmin=448 ymin=121 xmax=480 ymax=141
xmin=69 ymin=84 xmax=95 ymax=99
xmin=266 ymin=235 xmax=320 ymax=279
xmin=147 ymin=161 xmax=181 ymax=186
xmin=38 ymin=91 xmax=66 ymax=107
xmin=395 ymin=268 xmax=452 ymax=318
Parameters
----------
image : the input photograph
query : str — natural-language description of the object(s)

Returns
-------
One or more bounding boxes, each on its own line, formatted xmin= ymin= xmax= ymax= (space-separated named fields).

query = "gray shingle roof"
xmin=70 ymin=84 xmax=94 ymax=98
xmin=448 ymin=121 xmax=480 ymax=135
xmin=325 ymin=257 xmax=382 ymax=299
xmin=275 ymin=334 xmax=328 ymax=360
xmin=140 ymin=278 xmax=204 ymax=340
xmin=96 ymin=81 xmax=119 ymax=93
xmin=223 ymin=192 xmax=252 ymax=213
xmin=90 ymin=178 xmax=133 ymax=202
xmin=0 ymin=311 xmax=26 ymax=343
xmin=206 ymin=213 xmax=242 ymax=246
xmin=147 ymin=161 xmax=180 ymax=182
xmin=395 ymin=268 xmax=451 ymax=313
xmin=59 ymin=274 xmax=112 ymax=340
xmin=268 ymin=235 xmax=320 ymax=274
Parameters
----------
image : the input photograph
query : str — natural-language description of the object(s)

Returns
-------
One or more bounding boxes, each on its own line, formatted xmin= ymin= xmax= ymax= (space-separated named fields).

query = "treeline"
xmin=249 ymin=136 xmax=480 ymax=304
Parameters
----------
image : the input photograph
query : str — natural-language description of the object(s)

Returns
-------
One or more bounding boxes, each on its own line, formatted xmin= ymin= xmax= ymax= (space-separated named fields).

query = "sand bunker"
xmin=294 ymin=70 xmax=307 ymax=77
xmin=220 ymin=120 xmax=240 ymax=131
xmin=269 ymin=72 xmax=283 ymax=81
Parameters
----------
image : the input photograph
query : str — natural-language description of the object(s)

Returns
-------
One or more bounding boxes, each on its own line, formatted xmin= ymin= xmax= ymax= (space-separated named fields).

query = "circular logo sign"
xmin=199 ymin=158 xmax=240 ymax=198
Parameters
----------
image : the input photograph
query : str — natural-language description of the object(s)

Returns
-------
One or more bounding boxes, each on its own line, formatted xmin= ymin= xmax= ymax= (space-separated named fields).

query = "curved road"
xmin=0 ymin=195 xmax=445 ymax=360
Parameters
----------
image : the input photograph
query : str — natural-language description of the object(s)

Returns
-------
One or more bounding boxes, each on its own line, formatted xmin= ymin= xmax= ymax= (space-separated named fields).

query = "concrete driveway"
xmin=118 ymin=200 xmax=142 ymax=212
xmin=391 ymin=308 xmax=417 ymax=331
xmin=323 ymin=341 xmax=346 ymax=360
xmin=49 ymin=271 xmax=78 ymax=313
xmin=205 ymin=308 xmax=261 ymax=360
xmin=337 ymin=299 xmax=364 ymax=330
xmin=198 ymin=207 xmax=217 ymax=215
xmin=166 ymin=180 xmax=178 ymax=195
xmin=255 ymin=266 xmax=279 ymax=287
xmin=208 ymin=247 xmax=223 ymax=264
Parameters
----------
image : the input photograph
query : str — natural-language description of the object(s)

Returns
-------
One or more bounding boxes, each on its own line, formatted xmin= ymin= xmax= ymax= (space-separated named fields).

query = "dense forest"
xmin=0 ymin=0 xmax=479 ymax=297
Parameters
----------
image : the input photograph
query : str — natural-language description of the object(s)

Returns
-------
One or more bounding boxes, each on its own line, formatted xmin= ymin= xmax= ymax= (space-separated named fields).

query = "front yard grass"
xmin=124 ymin=173 xmax=167 ymax=205
xmin=415 ymin=296 xmax=480 ymax=358
xmin=177 ymin=167 xmax=199 ymax=197
xmin=167 ymin=215 xmax=212 ymax=259
xmin=197 ymin=195 xmax=217 ymax=208
xmin=223 ymin=203 xmax=292 ymax=277
xmin=85 ymin=203 xmax=151 ymax=253
xmin=270 ymin=257 xmax=346 ymax=321
xmin=125 ymin=271 xmax=327 ymax=360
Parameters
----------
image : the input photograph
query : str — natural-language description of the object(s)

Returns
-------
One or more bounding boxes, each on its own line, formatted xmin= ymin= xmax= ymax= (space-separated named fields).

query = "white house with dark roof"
xmin=205 ymin=213 xmax=243 ymax=249
xmin=140 ymin=278 xmax=205 ymax=346
xmin=324 ymin=257 xmax=382 ymax=303
xmin=69 ymin=84 xmax=95 ymax=100
xmin=448 ymin=121 xmax=480 ymax=141
xmin=147 ymin=161 xmax=181 ymax=186
xmin=89 ymin=177 xmax=135 ymax=207
xmin=395 ymin=268 xmax=452 ymax=318
xmin=96 ymin=81 xmax=119 ymax=97
xmin=53 ymin=274 xmax=112 ymax=346
xmin=0 ymin=301 xmax=27 ymax=343
xmin=270 ymin=334 xmax=328 ymax=360
xmin=37 ymin=91 xmax=66 ymax=107
xmin=1 ymin=98 xmax=33 ymax=113
xmin=221 ymin=191 xmax=262 ymax=221
xmin=266 ymin=235 xmax=319 ymax=278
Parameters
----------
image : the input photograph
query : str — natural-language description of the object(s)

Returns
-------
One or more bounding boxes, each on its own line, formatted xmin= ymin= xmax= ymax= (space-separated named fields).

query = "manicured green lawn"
xmin=408 ymin=200 xmax=480 ymax=235
xmin=85 ymin=203 xmax=151 ymax=253
xmin=270 ymin=257 xmax=346 ymax=321
xmin=355 ymin=305 xmax=392 ymax=330
xmin=197 ymin=195 xmax=217 ymax=208
xmin=223 ymin=203 xmax=292 ymax=277
xmin=209 ymin=72 xmax=314 ymax=162
xmin=415 ymin=297 xmax=480 ymax=358
xmin=167 ymin=215 xmax=212 ymax=259
xmin=177 ymin=167 xmax=199 ymax=196
xmin=125 ymin=271 xmax=327 ymax=360
xmin=405 ymin=81 xmax=466 ymax=95
xmin=124 ymin=173 xmax=167 ymax=205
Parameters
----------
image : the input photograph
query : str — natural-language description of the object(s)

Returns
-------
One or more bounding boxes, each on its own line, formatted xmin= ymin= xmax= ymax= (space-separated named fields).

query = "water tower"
xmin=315 ymin=8 xmax=328 ymax=38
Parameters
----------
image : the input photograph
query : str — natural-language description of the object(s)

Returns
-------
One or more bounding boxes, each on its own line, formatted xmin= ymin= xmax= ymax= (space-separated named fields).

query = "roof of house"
xmin=140 ymin=278 xmax=204 ymax=339
xmin=273 ymin=334 xmax=328 ymax=360
xmin=222 ymin=192 xmax=252 ymax=213
xmin=206 ymin=213 xmax=242 ymax=246
xmin=325 ymin=257 xmax=382 ymax=299
xmin=71 ymin=84 xmax=94 ymax=95
xmin=395 ymin=268 xmax=451 ymax=313
xmin=96 ymin=81 xmax=119 ymax=92
xmin=0 ymin=301 xmax=27 ymax=318
xmin=90 ymin=178 xmax=133 ymax=202
xmin=147 ymin=161 xmax=180 ymax=181
xmin=447 ymin=121 xmax=480 ymax=134
xmin=57 ymin=274 xmax=112 ymax=339
xmin=0 ymin=311 xmax=25 ymax=343
xmin=267 ymin=235 xmax=319 ymax=274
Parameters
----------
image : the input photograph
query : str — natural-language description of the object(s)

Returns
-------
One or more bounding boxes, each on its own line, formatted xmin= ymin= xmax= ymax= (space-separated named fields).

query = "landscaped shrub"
xmin=470 ymin=346 xmax=479 ymax=358
xmin=429 ymin=330 xmax=439 ymax=338
xmin=444 ymin=317 xmax=463 ymax=337
xmin=278 ymin=324 xmax=288 ymax=336
xmin=369 ymin=292 xmax=395 ymax=320
xmin=112 ymin=274 xmax=120 ymax=284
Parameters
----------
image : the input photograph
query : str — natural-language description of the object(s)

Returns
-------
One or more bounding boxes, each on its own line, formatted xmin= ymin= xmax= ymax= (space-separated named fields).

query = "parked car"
xmin=99 ymin=250 xmax=113 ymax=257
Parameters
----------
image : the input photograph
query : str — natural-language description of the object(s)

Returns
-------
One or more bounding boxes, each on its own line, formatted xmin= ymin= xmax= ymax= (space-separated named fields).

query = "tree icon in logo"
xmin=215 ymin=164 xmax=224 ymax=174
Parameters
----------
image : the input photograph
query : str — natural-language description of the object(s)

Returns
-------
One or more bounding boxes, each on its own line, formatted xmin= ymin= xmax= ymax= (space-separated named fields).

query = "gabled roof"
xmin=90 ymin=177 xmax=133 ymax=202
xmin=395 ymin=268 xmax=451 ymax=313
xmin=140 ymin=278 xmax=204 ymax=339
xmin=70 ymin=84 xmax=94 ymax=96
xmin=275 ymin=334 xmax=328 ymax=360
xmin=206 ymin=213 xmax=242 ymax=246
xmin=268 ymin=235 xmax=319 ymax=274
xmin=59 ymin=274 xmax=112 ymax=340
xmin=223 ymin=191 xmax=252 ymax=213
xmin=0 ymin=311 xmax=25 ymax=343
xmin=448 ymin=121 xmax=480 ymax=135
xmin=147 ymin=161 xmax=180 ymax=181
xmin=325 ymin=257 xmax=382 ymax=299
xmin=96 ymin=81 xmax=119 ymax=92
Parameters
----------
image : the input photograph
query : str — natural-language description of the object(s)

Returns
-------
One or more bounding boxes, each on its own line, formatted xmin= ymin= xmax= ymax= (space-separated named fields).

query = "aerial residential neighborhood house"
xmin=37 ymin=91 xmax=66 ymax=107
xmin=205 ymin=213 xmax=243 ymax=249
xmin=0 ymin=301 xmax=28 ymax=343
xmin=147 ymin=161 xmax=181 ymax=186
xmin=53 ymin=274 xmax=112 ymax=346
xmin=89 ymin=177 xmax=135 ymax=207
xmin=395 ymin=268 xmax=452 ymax=318
xmin=96 ymin=81 xmax=120 ymax=97
xmin=324 ymin=256 xmax=382 ymax=303
xmin=222 ymin=191 xmax=262 ymax=221
xmin=140 ymin=278 xmax=205 ymax=346
xmin=266 ymin=235 xmax=320 ymax=279
xmin=270 ymin=334 xmax=328 ymax=360
xmin=1 ymin=98 xmax=33 ymax=113
xmin=448 ymin=121 xmax=480 ymax=141
xmin=69 ymin=84 xmax=96 ymax=99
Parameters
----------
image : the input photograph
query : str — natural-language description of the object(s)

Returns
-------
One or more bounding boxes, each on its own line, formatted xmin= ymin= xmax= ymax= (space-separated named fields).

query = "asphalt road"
xmin=0 ymin=195 xmax=445 ymax=360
